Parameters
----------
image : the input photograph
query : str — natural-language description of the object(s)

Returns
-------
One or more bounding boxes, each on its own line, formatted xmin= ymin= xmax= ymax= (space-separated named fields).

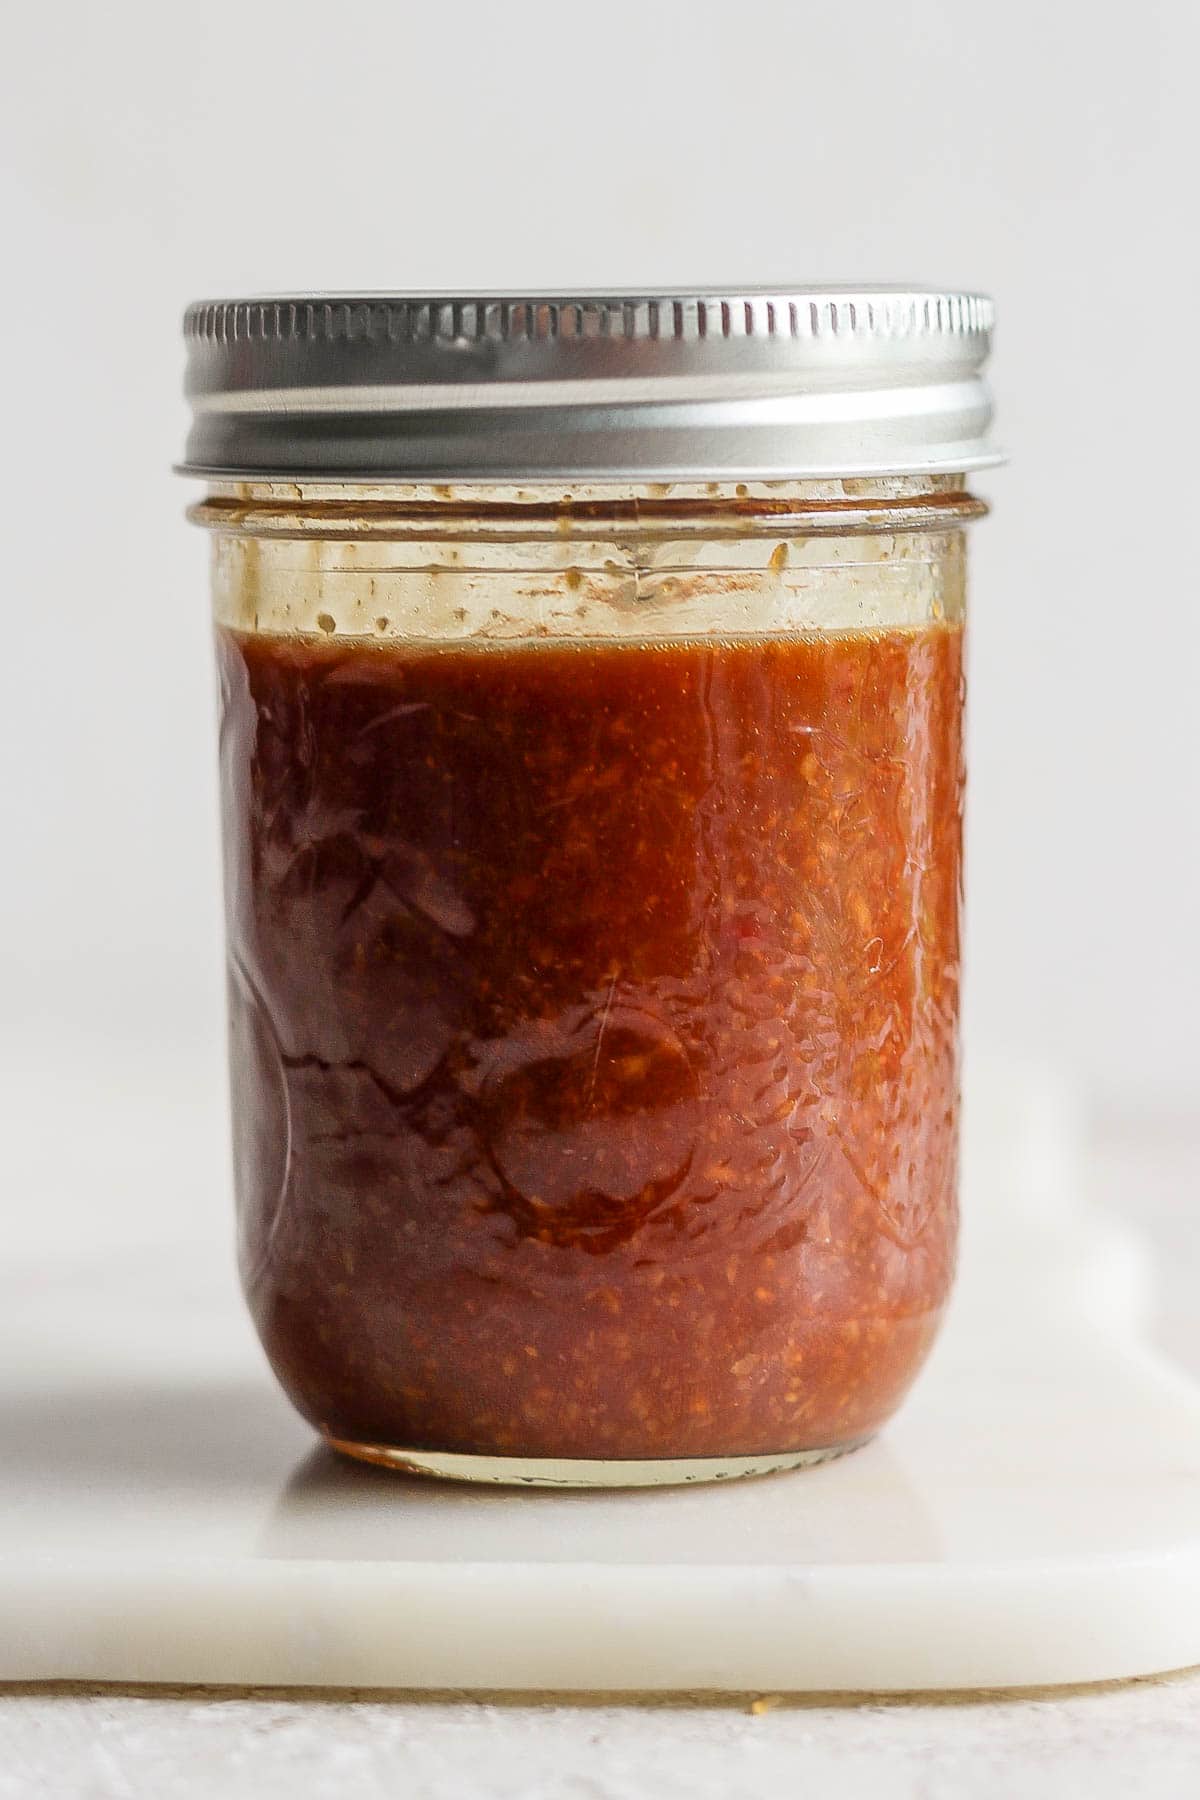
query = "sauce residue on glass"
xmin=218 ymin=621 xmax=963 ymax=1459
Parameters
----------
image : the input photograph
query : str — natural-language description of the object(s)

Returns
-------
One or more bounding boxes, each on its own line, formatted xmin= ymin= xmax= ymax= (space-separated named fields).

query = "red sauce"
xmin=217 ymin=621 xmax=963 ymax=1460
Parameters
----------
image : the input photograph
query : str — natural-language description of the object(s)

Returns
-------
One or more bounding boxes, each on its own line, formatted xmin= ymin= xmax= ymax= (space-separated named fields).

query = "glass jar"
xmin=181 ymin=290 xmax=999 ymax=1487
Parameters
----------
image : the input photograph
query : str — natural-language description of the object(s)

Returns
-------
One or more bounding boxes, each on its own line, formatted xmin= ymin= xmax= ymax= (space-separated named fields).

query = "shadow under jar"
xmin=181 ymin=289 xmax=1000 ymax=1487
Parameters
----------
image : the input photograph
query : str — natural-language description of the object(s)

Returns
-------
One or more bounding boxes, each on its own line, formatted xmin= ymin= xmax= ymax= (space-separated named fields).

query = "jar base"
xmin=323 ymin=1433 xmax=871 ymax=1488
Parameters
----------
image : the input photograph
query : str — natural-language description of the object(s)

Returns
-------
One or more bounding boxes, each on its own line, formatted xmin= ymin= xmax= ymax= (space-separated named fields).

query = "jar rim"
xmin=187 ymin=477 xmax=988 ymax=545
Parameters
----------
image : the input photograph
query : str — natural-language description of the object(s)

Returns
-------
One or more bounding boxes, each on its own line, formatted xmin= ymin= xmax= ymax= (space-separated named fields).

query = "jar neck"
xmin=189 ymin=475 xmax=986 ymax=543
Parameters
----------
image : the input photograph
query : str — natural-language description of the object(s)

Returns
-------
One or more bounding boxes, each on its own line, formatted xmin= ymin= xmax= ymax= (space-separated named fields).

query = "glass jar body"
xmin=202 ymin=478 xmax=974 ymax=1486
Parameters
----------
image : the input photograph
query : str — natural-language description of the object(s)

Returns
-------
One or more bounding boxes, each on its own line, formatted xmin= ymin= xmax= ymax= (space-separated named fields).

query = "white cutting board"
xmin=2 ymin=1048 xmax=1197 ymax=1692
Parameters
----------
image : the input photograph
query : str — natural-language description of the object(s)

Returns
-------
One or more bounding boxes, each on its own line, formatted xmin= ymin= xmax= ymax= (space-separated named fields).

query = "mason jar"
xmin=181 ymin=290 xmax=999 ymax=1487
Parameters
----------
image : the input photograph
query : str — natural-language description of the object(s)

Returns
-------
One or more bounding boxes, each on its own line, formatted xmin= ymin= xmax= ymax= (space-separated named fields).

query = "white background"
xmin=1 ymin=0 xmax=1197 ymax=1116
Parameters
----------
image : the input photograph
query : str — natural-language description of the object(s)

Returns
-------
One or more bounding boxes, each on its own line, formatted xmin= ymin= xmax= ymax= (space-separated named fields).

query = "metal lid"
xmin=180 ymin=288 xmax=999 ymax=483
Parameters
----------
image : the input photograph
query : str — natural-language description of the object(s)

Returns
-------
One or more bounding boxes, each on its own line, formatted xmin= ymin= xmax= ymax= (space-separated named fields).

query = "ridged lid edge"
xmin=183 ymin=289 xmax=993 ymax=350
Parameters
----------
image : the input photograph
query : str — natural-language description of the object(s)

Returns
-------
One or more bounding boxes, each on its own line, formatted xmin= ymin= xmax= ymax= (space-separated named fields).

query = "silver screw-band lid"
xmin=180 ymin=288 xmax=999 ymax=482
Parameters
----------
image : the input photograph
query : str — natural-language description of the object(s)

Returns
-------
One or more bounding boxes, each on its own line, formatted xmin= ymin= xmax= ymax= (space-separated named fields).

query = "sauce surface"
xmin=218 ymin=622 xmax=963 ymax=1459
